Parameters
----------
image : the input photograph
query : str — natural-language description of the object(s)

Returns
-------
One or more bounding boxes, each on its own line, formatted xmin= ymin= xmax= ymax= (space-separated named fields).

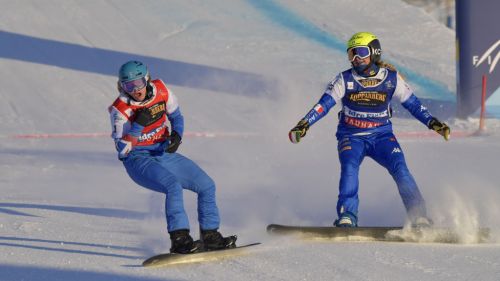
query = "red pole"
xmin=479 ymin=75 xmax=487 ymax=132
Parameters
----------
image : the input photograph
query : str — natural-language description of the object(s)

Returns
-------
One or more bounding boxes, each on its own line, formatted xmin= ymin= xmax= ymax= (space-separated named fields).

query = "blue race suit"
xmin=302 ymin=67 xmax=433 ymax=223
xmin=109 ymin=79 xmax=220 ymax=233
xmin=123 ymin=150 xmax=220 ymax=232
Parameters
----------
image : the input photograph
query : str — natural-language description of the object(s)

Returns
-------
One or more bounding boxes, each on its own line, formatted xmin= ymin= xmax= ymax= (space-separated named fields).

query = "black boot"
xmin=169 ymin=229 xmax=202 ymax=254
xmin=201 ymin=229 xmax=237 ymax=251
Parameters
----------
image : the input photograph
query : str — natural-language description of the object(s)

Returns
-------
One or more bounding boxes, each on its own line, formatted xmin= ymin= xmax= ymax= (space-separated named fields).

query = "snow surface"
xmin=1 ymin=0 xmax=500 ymax=280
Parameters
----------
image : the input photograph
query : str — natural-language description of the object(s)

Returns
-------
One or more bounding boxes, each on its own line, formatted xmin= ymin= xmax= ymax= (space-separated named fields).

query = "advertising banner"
xmin=456 ymin=0 xmax=500 ymax=118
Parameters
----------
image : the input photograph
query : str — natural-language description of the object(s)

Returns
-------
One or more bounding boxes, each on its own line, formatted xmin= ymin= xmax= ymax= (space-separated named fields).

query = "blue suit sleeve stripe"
xmin=401 ymin=94 xmax=433 ymax=126
xmin=304 ymin=93 xmax=336 ymax=126
xmin=168 ymin=108 xmax=185 ymax=137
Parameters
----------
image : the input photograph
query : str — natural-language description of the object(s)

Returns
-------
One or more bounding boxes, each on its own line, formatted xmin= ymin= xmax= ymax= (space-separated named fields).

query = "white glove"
xmin=115 ymin=135 xmax=137 ymax=159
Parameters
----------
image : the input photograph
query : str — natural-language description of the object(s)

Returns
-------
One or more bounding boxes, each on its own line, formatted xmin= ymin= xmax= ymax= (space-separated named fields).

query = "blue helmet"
xmin=118 ymin=60 xmax=149 ymax=83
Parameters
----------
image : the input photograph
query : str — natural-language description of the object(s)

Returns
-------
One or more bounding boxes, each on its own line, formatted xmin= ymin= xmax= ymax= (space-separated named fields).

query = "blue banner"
xmin=456 ymin=0 xmax=500 ymax=118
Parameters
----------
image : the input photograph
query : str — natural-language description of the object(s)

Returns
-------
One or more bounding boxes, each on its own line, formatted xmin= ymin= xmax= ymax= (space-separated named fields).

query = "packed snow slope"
xmin=1 ymin=0 xmax=500 ymax=281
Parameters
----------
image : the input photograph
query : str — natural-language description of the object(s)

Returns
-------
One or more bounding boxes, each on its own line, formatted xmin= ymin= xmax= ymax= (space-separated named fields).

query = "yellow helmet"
xmin=346 ymin=32 xmax=382 ymax=63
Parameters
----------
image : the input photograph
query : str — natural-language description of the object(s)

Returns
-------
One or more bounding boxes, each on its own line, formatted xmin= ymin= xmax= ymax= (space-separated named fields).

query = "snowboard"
xmin=142 ymin=243 xmax=261 ymax=268
xmin=267 ymin=224 xmax=490 ymax=243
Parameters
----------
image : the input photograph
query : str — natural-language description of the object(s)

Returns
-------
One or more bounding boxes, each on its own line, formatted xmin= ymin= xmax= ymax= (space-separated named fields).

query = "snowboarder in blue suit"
xmin=289 ymin=32 xmax=450 ymax=227
xmin=109 ymin=61 xmax=236 ymax=253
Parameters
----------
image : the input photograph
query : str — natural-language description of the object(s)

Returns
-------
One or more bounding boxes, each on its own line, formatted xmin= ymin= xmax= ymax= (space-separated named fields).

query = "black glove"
xmin=166 ymin=131 xmax=182 ymax=153
xmin=428 ymin=117 xmax=450 ymax=141
xmin=288 ymin=119 xmax=310 ymax=143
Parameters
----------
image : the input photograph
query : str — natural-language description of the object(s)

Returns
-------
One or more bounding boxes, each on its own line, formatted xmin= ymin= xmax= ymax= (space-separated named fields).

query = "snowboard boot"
xmin=334 ymin=211 xmax=358 ymax=227
xmin=169 ymin=229 xmax=203 ymax=254
xmin=200 ymin=229 xmax=237 ymax=251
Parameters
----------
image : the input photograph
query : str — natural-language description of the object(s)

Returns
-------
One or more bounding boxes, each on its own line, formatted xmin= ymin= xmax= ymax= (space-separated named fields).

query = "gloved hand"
xmin=166 ymin=130 xmax=182 ymax=153
xmin=116 ymin=135 xmax=138 ymax=159
xmin=289 ymin=119 xmax=310 ymax=143
xmin=428 ymin=117 xmax=450 ymax=141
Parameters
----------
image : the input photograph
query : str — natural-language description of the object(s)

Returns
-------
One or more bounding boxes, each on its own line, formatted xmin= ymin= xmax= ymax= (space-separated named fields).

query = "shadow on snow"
xmin=0 ymin=203 xmax=146 ymax=220
xmin=0 ymin=241 xmax=141 ymax=260
xmin=0 ymin=264 xmax=182 ymax=281
xmin=0 ymin=236 xmax=142 ymax=252
xmin=0 ymin=30 xmax=277 ymax=98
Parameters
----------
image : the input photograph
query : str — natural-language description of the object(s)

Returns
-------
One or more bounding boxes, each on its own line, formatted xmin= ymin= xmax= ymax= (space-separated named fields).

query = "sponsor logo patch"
xmin=392 ymin=147 xmax=402 ymax=154
xmin=327 ymin=75 xmax=341 ymax=91
xmin=347 ymin=91 xmax=387 ymax=107
xmin=149 ymin=102 xmax=166 ymax=117
xmin=138 ymin=122 xmax=168 ymax=142
xmin=344 ymin=116 xmax=383 ymax=128
xmin=472 ymin=40 xmax=500 ymax=74
xmin=359 ymin=78 xmax=382 ymax=87
xmin=343 ymin=106 xmax=388 ymax=118
xmin=327 ymin=82 xmax=334 ymax=91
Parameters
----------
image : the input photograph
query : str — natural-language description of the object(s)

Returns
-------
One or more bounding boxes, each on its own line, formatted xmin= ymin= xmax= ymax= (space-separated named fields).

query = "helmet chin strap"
xmin=144 ymin=84 xmax=154 ymax=101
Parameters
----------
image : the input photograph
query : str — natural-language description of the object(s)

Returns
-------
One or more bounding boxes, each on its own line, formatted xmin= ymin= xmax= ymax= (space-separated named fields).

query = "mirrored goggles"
xmin=121 ymin=77 xmax=147 ymax=93
xmin=347 ymin=46 xmax=371 ymax=62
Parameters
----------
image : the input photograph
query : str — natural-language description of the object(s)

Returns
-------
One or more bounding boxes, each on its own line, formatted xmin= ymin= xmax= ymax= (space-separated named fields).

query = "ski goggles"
xmin=347 ymin=46 xmax=371 ymax=62
xmin=120 ymin=77 xmax=147 ymax=93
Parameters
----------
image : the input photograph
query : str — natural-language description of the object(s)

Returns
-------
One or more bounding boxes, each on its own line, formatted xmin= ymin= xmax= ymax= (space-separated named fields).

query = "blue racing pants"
xmin=336 ymin=132 xmax=427 ymax=222
xmin=123 ymin=150 xmax=220 ymax=233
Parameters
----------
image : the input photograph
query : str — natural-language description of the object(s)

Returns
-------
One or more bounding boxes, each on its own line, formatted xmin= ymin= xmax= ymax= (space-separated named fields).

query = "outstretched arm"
xmin=304 ymin=94 xmax=336 ymax=126
xmin=289 ymin=73 xmax=344 ymax=143
xmin=289 ymin=94 xmax=336 ymax=143
xmin=401 ymin=94 xmax=433 ymax=126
